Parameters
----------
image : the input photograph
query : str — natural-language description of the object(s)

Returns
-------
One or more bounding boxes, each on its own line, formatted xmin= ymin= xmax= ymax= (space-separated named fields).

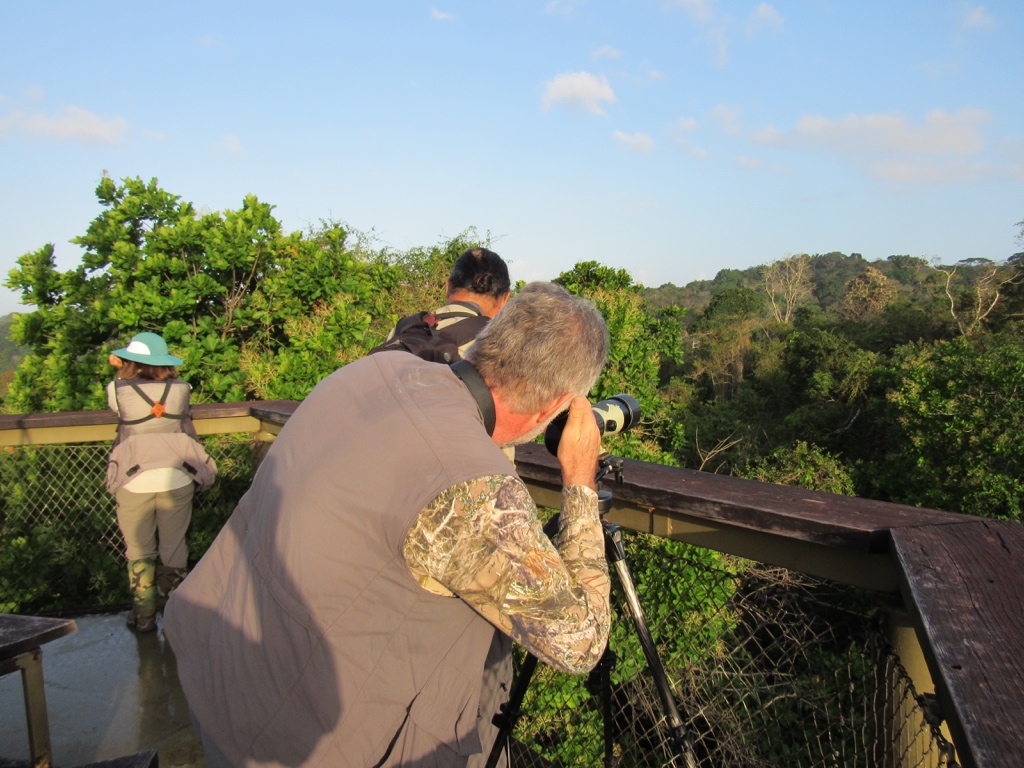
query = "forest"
xmin=5 ymin=175 xmax=1023 ymax=523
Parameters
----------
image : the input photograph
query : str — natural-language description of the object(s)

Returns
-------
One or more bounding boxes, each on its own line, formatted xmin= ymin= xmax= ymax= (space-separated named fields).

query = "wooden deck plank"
xmin=890 ymin=520 xmax=1024 ymax=768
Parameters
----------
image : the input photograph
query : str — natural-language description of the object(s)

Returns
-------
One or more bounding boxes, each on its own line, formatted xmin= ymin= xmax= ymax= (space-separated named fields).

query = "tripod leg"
xmin=587 ymin=646 xmax=620 ymax=768
xmin=485 ymin=651 xmax=539 ymax=768
xmin=605 ymin=522 xmax=700 ymax=768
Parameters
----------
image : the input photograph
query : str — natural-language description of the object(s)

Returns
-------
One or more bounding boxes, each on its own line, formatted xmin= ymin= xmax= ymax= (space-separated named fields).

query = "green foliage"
xmin=555 ymin=261 xmax=683 ymax=465
xmin=369 ymin=227 xmax=493 ymax=338
xmin=686 ymin=287 xmax=768 ymax=403
xmin=739 ymin=441 xmax=855 ymax=496
xmin=6 ymin=177 xmax=415 ymax=409
xmin=0 ymin=438 xmax=257 ymax=614
xmin=514 ymin=529 xmax=739 ymax=767
xmin=879 ymin=329 xmax=1024 ymax=520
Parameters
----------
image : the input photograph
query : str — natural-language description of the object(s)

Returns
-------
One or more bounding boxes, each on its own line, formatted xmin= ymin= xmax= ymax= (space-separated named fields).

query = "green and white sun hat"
xmin=112 ymin=332 xmax=183 ymax=366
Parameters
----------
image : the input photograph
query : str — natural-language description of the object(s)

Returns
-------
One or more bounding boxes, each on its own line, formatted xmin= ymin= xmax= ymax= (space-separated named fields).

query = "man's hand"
xmin=557 ymin=396 xmax=601 ymax=491
xmin=108 ymin=354 xmax=123 ymax=369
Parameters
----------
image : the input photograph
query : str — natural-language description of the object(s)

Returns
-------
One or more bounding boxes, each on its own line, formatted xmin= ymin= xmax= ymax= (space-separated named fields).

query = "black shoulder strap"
xmin=119 ymin=380 xmax=186 ymax=424
xmin=394 ymin=311 xmax=433 ymax=333
xmin=449 ymin=360 xmax=495 ymax=437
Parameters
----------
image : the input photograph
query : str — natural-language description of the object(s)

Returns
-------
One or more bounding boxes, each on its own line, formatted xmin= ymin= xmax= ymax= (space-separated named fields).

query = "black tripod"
xmin=485 ymin=455 xmax=700 ymax=768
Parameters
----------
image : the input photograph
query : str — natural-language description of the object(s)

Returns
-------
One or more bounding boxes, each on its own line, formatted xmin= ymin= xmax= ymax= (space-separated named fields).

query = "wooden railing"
xmin=515 ymin=443 xmax=1024 ymax=768
xmin=1 ymin=401 xmax=1021 ymax=767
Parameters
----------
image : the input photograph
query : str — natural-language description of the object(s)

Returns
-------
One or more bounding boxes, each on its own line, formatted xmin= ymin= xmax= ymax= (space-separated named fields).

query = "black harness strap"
xmin=449 ymin=360 xmax=496 ymax=437
xmin=118 ymin=381 xmax=186 ymax=425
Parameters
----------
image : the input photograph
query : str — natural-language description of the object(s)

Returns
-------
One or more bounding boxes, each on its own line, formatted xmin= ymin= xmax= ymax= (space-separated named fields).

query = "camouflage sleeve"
xmin=404 ymin=475 xmax=611 ymax=675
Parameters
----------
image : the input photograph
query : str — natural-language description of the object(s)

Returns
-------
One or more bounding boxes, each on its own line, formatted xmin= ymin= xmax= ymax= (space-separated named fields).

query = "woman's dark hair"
xmin=448 ymin=248 xmax=511 ymax=299
xmin=117 ymin=360 xmax=179 ymax=381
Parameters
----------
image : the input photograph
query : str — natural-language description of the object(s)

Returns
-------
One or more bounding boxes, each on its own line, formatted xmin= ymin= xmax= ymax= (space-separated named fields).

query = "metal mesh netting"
xmin=503 ymin=530 xmax=959 ymax=768
xmin=0 ymin=443 xmax=958 ymax=766
xmin=0 ymin=438 xmax=258 ymax=615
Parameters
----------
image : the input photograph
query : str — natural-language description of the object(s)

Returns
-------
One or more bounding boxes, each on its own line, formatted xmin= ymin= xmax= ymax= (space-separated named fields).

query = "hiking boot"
xmin=126 ymin=608 xmax=157 ymax=633
xmin=156 ymin=565 xmax=188 ymax=607
xmin=127 ymin=559 xmax=157 ymax=632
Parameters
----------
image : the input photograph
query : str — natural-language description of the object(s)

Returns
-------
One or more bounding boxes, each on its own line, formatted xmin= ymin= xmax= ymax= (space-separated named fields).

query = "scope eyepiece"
xmin=544 ymin=394 xmax=641 ymax=455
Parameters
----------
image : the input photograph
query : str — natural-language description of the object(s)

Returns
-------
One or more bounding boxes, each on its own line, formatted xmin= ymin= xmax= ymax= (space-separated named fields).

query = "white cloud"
xmin=216 ymin=134 xmax=244 ymax=153
xmin=25 ymin=86 xmax=45 ymax=102
xmin=542 ymin=72 xmax=616 ymax=116
xmin=961 ymin=4 xmax=994 ymax=30
xmin=676 ymin=116 xmax=698 ymax=134
xmin=869 ymin=158 xmax=1009 ymax=183
xmin=545 ymin=0 xmax=587 ymax=15
xmin=746 ymin=3 xmax=783 ymax=36
xmin=671 ymin=118 xmax=706 ymax=157
xmin=750 ymin=109 xmax=1004 ymax=183
xmin=431 ymin=8 xmax=456 ymax=21
xmin=198 ymin=34 xmax=224 ymax=47
xmin=649 ymin=69 xmax=666 ymax=80
xmin=735 ymin=155 xmax=788 ymax=173
xmin=753 ymin=108 xmax=990 ymax=156
xmin=709 ymin=104 xmax=742 ymax=135
xmin=0 ymin=105 xmax=129 ymax=145
xmin=922 ymin=59 xmax=962 ymax=78
xmin=710 ymin=25 xmax=729 ymax=66
xmin=670 ymin=0 xmax=715 ymax=24
xmin=592 ymin=45 xmax=622 ymax=59
xmin=612 ymin=130 xmax=655 ymax=153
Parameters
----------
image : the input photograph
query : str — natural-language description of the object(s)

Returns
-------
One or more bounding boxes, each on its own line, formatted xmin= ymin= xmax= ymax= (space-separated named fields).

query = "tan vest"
xmin=106 ymin=379 xmax=215 ymax=493
xmin=112 ymin=378 xmax=197 ymax=442
xmin=165 ymin=352 xmax=514 ymax=766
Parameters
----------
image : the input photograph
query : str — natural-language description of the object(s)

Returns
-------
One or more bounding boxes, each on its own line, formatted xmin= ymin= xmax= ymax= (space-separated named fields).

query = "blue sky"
xmin=2 ymin=1 xmax=1022 ymax=316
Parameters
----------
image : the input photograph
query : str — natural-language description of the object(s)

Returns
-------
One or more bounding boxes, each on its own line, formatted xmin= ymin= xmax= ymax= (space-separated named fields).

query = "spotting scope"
xmin=544 ymin=394 xmax=641 ymax=456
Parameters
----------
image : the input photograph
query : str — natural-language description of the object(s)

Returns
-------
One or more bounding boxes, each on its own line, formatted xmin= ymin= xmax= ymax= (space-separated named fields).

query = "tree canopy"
xmin=6 ymin=175 xmax=1023 ymax=522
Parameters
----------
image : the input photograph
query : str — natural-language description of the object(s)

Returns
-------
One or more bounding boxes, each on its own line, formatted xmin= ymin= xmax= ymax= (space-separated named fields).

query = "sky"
xmin=2 ymin=1 xmax=1022 ymax=316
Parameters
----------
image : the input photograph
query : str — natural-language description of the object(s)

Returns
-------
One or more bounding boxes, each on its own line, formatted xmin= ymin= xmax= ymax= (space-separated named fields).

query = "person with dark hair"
xmin=105 ymin=332 xmax=216 ymax=632
xmin=165 ymin=282 xmax=611 ymax=768
xmin=374 ymin=247 xmax=512 ymax=362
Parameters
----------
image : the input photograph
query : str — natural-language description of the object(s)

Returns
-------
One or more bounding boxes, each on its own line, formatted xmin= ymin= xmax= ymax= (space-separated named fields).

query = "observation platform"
xmin=2 ymin=401 xmax=1023 ymax=767
xmin=0 ymin=613 xmax=203 ymax=768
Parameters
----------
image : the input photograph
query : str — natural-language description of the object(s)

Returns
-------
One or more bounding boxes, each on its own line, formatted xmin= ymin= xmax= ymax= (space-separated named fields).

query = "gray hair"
xmin=465 ymin=282 xmax=609 ymax=413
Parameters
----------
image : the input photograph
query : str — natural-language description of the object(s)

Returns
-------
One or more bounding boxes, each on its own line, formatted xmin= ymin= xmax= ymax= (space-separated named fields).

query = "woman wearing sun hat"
xmin=105 ymin=332 xmax=216 ymax=632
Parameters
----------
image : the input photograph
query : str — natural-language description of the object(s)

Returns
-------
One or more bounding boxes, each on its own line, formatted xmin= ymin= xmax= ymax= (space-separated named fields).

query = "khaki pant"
xmin=115 ymin=484 xmax=195 ymax=568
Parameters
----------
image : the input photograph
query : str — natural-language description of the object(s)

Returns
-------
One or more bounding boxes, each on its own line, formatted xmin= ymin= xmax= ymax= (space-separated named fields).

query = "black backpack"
xmin=369 ymin=309 xmax=489 ymax=363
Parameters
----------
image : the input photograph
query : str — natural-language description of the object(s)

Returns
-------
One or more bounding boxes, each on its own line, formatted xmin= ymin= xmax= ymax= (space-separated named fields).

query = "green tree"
xmin=687 ymin=287 xmax=766 ymax=402
xmin=839 ymin=267 xmax=895 ymax=323
xmin=555 ymin=261 xmax=683 ymax=463
xmin=740 ymin=441 xmax=855 ymax=495
xmin=5 ymin=176 xmax=390 ymax=411
xmin=879 ymin=329 xmax=1024 ymax=520
xmin=368 ymin=228 xmax=495 ymax=338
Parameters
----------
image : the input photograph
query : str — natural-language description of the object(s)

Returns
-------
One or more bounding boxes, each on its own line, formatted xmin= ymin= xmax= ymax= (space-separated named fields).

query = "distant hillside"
xmin=0 ymin=313 xmax=27 ymax=399
xmin=641 ymin=251 xmax=935 ymax=323
xmin=0 ymin=313 xmax=26 ymax=372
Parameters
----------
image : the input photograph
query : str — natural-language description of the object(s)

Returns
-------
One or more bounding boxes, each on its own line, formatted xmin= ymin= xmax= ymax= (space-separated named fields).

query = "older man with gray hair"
xmin=166 ymin=281 xmax=612 ymax=767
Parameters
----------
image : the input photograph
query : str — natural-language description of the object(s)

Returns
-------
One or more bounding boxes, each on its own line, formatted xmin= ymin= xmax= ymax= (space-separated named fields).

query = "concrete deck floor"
xmin=0 ymin=613 xmax=204 ymax=768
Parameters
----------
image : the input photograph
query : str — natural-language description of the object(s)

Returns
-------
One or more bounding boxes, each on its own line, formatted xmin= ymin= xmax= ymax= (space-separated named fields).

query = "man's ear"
xmin=537 ymin=393 xmax=574 ymax=425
